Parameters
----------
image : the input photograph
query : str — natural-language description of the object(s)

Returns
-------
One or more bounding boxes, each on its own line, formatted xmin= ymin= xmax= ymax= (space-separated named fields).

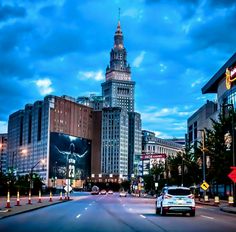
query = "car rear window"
xmin=168 ymin=189 xmax=191 ymax=195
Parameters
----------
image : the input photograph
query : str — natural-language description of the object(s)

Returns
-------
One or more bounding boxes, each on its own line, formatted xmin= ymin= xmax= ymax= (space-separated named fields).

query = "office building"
xmin=7 ymin=95 xmax=101 ymax=188
xmin=0 ymin=133 xmax=7 ymax=174
xmin=100 ymin=21 xmax=142 ymax=179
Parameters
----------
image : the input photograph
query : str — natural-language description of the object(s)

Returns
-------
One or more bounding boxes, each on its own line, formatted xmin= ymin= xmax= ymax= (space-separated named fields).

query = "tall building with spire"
xmin=101 ymin=21 xmax=142 ymax=179
xmin=102 ymin=21 xmax=135 ymax=112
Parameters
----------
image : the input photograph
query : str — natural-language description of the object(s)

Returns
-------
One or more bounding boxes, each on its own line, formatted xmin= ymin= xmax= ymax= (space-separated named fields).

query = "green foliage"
xmin=202 ymin=112 xmax=235 ymax=185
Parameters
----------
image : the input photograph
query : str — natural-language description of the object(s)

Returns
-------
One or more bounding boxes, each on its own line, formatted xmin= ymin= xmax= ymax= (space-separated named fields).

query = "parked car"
xmin=155 ymin=186 xmax=195 ymax=216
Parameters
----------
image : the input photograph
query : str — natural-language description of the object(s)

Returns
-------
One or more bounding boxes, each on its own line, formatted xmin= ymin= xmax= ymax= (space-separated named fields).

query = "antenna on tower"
xmin=118 ymin=8 xmax=121 ymax=21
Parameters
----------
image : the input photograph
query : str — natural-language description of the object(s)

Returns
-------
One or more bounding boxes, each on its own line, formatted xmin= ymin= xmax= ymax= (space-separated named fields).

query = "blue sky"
xmin=0 ymin=0 xmax=235 ymax=138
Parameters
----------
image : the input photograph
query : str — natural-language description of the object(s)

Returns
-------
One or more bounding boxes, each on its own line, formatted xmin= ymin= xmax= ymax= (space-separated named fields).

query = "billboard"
xmin=49 ymin=132 xmax=91 ymax=180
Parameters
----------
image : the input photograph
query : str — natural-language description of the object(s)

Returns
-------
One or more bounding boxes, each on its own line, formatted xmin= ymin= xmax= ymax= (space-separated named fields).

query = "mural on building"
xmin=49 ymin=132 xmax=91 ymax=180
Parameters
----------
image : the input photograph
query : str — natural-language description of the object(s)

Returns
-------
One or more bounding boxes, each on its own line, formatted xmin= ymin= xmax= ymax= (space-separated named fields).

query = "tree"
xmin=202 ymin=112 xmax=235 ymax=195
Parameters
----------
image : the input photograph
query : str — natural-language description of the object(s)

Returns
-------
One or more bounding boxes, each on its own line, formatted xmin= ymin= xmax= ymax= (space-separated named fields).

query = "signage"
xmin=200 ymin=181 xmax=209 ymax=191
xmin=225 ymin=66 xmax=236 ymax=90
xmin=141 ymin=153 xmax=166 ymax=160
xmin=64 ymin=185 xmax=73 ymax=193
xmin=228 ymin=166 xmax=236 ymax=183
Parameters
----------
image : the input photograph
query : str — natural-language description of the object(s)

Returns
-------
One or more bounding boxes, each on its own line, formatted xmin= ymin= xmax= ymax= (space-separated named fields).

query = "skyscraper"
xmin=101 ymin=21 xmax=142 ymax=179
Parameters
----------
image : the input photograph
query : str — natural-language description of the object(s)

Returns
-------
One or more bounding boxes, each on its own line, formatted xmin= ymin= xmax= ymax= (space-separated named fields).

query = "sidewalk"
xmin=0 ymin=194 xmax=71 ymax=219
xmin=195 ymin=198 xmax=236 ymax=214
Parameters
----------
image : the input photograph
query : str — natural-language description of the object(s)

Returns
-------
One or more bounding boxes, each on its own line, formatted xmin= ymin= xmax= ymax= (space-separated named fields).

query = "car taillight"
xmin=164 ymin=194 xmax=172 ymax=199
xmin=188 ymin=194 xmax=194 ymax=199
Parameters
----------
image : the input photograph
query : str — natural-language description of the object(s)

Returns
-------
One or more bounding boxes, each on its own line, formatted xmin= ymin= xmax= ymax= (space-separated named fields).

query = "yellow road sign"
xmin=201 ymin=181 xmax=209 ymax=191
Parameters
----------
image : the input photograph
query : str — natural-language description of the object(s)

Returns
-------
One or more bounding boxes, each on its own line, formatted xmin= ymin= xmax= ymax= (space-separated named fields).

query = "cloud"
xmin=122 ymin=8 xmax=143 ymax=21
xmin=0 ymin=5 xmax=26 ymax=22
xmin=191 ymin=78 xmax=205 ymax=87
xmin=0 ymin=121 xmax=7 ymax=133
xmin=35 ymin=78 xmax=54 ymax=95
xmin=78 ymin=70 xmax=104 ymax=81
xmin=132 ymin=51 xmax=146 ymax=68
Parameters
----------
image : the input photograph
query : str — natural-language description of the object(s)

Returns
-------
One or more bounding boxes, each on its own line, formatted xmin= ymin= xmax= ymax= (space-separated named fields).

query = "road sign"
xmin=228 ymin=167 xmax=236 ymax=183
xmin=200 ymin=181 xmax=209 ymax=191
xmin=64 ymin=185 xmax=72 ymax=192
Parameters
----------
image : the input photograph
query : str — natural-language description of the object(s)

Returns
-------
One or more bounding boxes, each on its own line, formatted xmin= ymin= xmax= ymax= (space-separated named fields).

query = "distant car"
xmin=100 ymin=189 xmax=107 ymax=195
xmin=119 ymin=191 xmax=127 ymax=197
xmin=155 ymin=186 xmax=195 ymax=216
xmin=108 ymin=190 xmax=113 ymax=194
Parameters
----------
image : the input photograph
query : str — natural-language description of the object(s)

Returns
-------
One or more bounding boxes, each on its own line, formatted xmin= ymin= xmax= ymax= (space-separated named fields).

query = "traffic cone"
xmin=38 ymin=190 xmax=42 ymax=203
xmin=5 ymin=191 xmax=11 ymax=208
xmin=49 ymin=191 xmax=53 ymax=202
xmin=64 ymin=192 xmax=67 ymax=200
xmin=15 ymin=191 xmax=21 ymax=206
xmin=59 ymin=191 xmax=62 ymax=201
xmin=28 ymin=190 xmax=32 ymax=204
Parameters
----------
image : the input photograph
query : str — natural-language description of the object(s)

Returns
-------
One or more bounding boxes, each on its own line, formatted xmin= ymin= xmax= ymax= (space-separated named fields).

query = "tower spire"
xmin=118 ymin=8 xmax=120 ymax=21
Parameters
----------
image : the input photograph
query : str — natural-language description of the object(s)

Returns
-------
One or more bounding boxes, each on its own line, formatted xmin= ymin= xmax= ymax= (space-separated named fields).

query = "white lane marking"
xmin=76 ymin=214 xmax=81 ymax=218
xmin=201 ymin=215 xmax=214 ymax=220
xmin=129 ymin=208 xmax=132 ymax=211
xmin=123 ymin=204 xmax=125 ymax=207
xmin=140 ymin=214 xmax=146 ymax=218
xmin=89 ymin=203 xmax=92 ymax=206
xmin=85 ymin=207 xmax=88 ymax=210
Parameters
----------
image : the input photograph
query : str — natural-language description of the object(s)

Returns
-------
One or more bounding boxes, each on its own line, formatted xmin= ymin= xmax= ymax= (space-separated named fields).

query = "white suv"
xmin=155 ymin=186 xmax=195 ymax=216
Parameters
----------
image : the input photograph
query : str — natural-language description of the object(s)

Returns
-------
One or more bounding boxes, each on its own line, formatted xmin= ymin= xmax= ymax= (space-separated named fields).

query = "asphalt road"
xmin=0 ymin=192 xmax=236 ymax=232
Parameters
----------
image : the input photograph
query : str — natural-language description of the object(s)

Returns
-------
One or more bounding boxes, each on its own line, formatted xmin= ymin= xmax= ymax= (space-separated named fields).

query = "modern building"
xmin=100 ymin=21 xmax=142 ymax=179
xmin=141 ymin=130 xmax=183 ymax=176
xmin=187 ymin=53 xmax=236 ymax=145
xmin=187 ymin=100 xmax=218 ymax=145
xmin=0 ymin=133 xmax=7 ymax=174
xmin=7 ymin=95 xmax=101 ymax=188
xmin=202 ymin=52 xmax=236 ymax=108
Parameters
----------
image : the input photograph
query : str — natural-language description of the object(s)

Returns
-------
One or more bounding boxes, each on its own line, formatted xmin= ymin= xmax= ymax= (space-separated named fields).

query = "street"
xmin=0 ymin=192 xmax=236 ymax=232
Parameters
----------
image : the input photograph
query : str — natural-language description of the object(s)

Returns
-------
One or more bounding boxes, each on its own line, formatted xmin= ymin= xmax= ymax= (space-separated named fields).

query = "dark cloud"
xmin=0 ymin=22 xmax=34 ymax=79
xmin=0 ymin=4 xmax=26 ymax=21
xmin=208 ymin=0 xmax=236 ymax=7
xmin=0 ymin=78 xmax=37 ymax=121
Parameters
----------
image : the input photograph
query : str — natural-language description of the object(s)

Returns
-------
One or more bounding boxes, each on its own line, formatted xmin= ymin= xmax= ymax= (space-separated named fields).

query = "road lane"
xmin=0 ymin=192 xmax=236 ymax=232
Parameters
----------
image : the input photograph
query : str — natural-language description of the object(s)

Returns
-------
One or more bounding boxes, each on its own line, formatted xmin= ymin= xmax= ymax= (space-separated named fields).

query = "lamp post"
xmin=30 ymin=159 xmax=46 ymax=189
xmin=223 ymin=103 xmax=235 ymax=206
xmin=198 ymin=129 xmax=207 ymax=199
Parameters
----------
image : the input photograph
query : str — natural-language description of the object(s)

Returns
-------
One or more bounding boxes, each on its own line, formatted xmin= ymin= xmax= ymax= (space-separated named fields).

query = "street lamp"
xmin=222 ymin=103 xmax=235 ymax=206
xmin=29 ymin=159 xmax=46 ymax=189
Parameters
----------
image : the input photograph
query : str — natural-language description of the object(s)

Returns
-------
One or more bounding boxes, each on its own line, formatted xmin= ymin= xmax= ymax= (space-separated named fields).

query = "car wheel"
xmin=190 ymin=211 xmax=195 ymax=217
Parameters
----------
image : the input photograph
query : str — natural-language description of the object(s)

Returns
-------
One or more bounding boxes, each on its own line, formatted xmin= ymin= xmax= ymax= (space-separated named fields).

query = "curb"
xmin=0 ymin=199 xmax=72 ymax=220
xmin=220 ymin=207 xmax=236 ymax=214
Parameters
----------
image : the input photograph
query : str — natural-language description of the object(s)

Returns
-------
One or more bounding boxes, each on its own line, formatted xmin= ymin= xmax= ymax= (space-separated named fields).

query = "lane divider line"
xmin=201 ymin=215 xmax=214 ymax=220
xmin=76 ymin=214 xmax=81 ymax=218
xmin=140 ymin=214 xmax=146 ymax=218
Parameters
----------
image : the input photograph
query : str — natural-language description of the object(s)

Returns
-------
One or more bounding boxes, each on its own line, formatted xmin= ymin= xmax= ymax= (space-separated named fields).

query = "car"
xmin=100 ymin=189 xmax=107 ymax=195
xmin=155 ymin=186 xmax=195 ymax=216
xmin=108 ymin=190 xmax=113 ymax=194
xmin=119 ymin=191 xmax=127 ymax=197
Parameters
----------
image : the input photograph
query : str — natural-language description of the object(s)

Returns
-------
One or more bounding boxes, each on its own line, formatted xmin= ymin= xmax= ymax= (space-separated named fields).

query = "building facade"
xmin=7 ymin=95 xmax=100 ymax=188
xmin=141 ymin=130 xmax=183 ymax=176
xmin=0 ymin=133 xmax=7 ymax=174
xmin=187 ymin=100 xmax=218 ymax=145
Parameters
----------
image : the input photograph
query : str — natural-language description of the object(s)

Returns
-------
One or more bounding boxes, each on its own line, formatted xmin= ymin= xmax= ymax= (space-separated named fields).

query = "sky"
xmin=0 ymin=0 xmax=235 ymax=139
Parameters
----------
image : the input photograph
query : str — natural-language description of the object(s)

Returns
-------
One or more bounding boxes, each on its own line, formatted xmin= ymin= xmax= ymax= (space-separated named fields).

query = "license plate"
xmin=177 ymin=199 xmax=183 ymax=204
